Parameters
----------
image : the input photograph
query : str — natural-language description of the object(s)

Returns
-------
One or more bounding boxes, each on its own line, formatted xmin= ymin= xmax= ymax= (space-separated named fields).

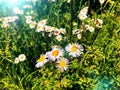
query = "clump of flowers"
xmin=78 ymin=6 xmax=88 ymax=20
xmin=14 ymin=54 xmax=26 ymax=64
xmin=0 ymin=0 xmax=104 ymax=74
xmin=72 ymin=6 xmax=104 ymax=41
xmin=35 ymin=43 xmax=83 ymax=72
xmin=1 ymin=16 xmax=18 ymax=28
xmin=25 ymin=17 xmax=66 ymax=42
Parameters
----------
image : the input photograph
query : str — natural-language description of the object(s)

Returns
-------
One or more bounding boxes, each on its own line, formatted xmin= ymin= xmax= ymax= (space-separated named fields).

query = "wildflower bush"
xmin=0 ymin=0 xmax=120 ymax=89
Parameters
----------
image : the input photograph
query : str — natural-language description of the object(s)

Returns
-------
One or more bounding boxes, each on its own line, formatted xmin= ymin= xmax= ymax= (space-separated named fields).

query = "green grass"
xmin=0 ymin=0 xmax=120 ymax=90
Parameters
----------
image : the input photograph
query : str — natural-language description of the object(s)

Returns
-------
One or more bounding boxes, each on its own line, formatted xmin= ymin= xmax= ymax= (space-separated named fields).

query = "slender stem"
xmin=11 ymin=24 xmax=15 ymax=76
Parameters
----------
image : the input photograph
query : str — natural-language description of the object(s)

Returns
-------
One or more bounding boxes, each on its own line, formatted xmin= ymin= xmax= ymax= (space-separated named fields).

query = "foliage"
xmin=0 ymin=0 xmax=120 ymax=89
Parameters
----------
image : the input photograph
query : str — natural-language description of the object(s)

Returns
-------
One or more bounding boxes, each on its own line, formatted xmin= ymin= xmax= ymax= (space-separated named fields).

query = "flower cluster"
xmin=0 ymin=0 xmax=104 ymax=73
xmin=35 ymin=43 xmax=83 ymax=72
xmin=1 ymin=16 xmax=18 ymax=28
xmin=78 ymin=6 xmax=88 ymax=20
xmin=25 ymin=16 xmax=66 ymax=41
xmin=14 ymin=54 xmax=26 ymax=64
xmin=73 ymin=6 xmax=103 ymax=40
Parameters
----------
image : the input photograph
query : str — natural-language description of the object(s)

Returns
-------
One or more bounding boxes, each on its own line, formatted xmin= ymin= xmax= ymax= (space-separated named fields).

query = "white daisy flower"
xmin=73 ymin=29 xmax=80 ymax=35
xmin=56 ymin=35 xmax=62 ymax=41
xmin=25 ymin=16 xmax=32 ymax=20
xmin=29 ymin=21 xmax=36 ymax=28
xmin=80 ymin=6 xmax=88 ymax=15
xmin=52 ymin=27 xmax=59 ymax=31
xmin=13 ymin=7 xmax=20 ymax=14
xmin=67 ymin=0 xmax=71 ymax=3
xmin=99 ymin=0 xmax=105 ymax=5
xmin=25 ymin=16 xmax=32 ymax=24
xmin=46 ymin=47 xmax=64 ymax=61
xmin=56 ymin=58 xmax=69 ymax=72
xmin=77 ymin=34 xmax=82 ymax=39
xmin=44 ymin=25 xmax=53 ymax=32
xmin=96 ymin=19 xmax=103 ymax=28
xmin=14 ymin=57 xmax=19 ymax=64
xmin=93 ymin=19 xmax=103 ymax=28
xmin=65 ymin=43 xmax=83 ymax=57
xmin=89 ymin=26 xmax=95 ymax=32
xmin=84 ymin=24 xmax=90 ymax=30
xmin=26 ymin=19 xmax=32 ymax=24
xmin=78 ymin=14 xmax=87 ymax=20
xmin=36 ymin=24 xmax=44 ymax=32
xmin=18 ymin=54 xmax=26 ymax=61
xmin=78 ymin=6 xmax=88 ymax=20
xmin=48 ymin=32 xmax=53 ymax=37
xmin=59 ymin=28 xmax=66 ymax=34
xmin=38 ymin=20 xmax=47 ymax=26
xmin=54 ymin=30 xmax=60 ymax=36
xmin=35 ymin=54 xmax=48 ymax=68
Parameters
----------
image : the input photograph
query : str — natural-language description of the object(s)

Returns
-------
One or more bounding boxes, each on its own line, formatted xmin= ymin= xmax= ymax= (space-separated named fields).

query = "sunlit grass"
xmin=0 ymin=0 xmax=120 ymax=89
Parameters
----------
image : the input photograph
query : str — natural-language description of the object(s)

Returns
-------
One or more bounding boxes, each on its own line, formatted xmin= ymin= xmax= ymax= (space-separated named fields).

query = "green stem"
xmin=70 ymin=0 xmax=73 ymax=42
xmin=11 ymin=24 xmax=15 ymax=76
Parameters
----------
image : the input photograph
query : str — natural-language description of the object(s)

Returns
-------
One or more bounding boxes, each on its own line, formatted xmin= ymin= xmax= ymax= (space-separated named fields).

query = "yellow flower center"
xmin=20 ymin=55 xmax=25 ymax=60
xmin=52 ymin=50 xmax=59 ymax=56
xmin=40 ymin=21 xmax=45 ymax=25
xmin=61 ymin=29 xmax=65 ymax=33
xmin=27 ymin=19 xmax=31 ymax=22
xmin=37 ymin=25 xmax=42 ymax=29
xmin=57 ymin=37 xmax=61 ymax=41
xmin=81 ymin=15 xmax=85 ymax=18
xmin=71 ymin=45 xmax=78 ymax=52
xmin=38 ymin=55 xmax=45 ymax=62
xmin=31 ymin=22 xmax=35 ymax=26
xmin=60 ymin=60 xmax=66 ymax=68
